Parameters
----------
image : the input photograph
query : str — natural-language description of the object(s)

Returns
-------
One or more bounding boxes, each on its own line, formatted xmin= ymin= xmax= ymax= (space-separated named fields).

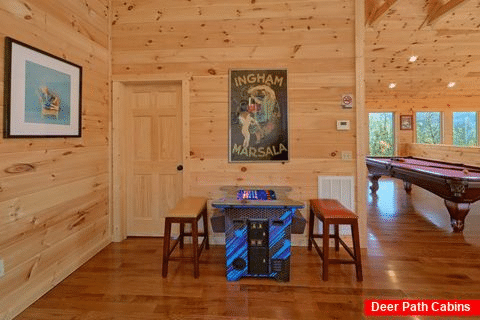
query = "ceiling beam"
xmin=365 ymin=0 xmax=398 ymax=27
xmin=420 ymin=0 xmax=469 ymax=28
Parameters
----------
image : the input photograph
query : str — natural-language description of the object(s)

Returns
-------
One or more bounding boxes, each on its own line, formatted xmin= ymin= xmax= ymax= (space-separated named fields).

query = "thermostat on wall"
xmin=337 ymin=120 xmax=350 ymax=130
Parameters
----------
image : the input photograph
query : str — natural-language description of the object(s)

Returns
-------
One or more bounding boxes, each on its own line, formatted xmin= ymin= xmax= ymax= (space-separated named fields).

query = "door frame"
xmin=111 ymin=74 xmax=191 ymax=242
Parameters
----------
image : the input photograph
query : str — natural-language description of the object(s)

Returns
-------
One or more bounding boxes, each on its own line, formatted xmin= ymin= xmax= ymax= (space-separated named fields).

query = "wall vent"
xmin=317 ymin=176 xmax=355 ymax=235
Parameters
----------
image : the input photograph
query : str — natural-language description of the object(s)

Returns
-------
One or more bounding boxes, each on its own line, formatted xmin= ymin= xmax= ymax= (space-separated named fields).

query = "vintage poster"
xmin=229 ymin=69 xmax=288 ymax=162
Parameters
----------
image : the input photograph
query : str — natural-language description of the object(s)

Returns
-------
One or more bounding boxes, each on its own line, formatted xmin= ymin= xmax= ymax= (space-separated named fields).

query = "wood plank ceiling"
xmin=365 ymin=0 xmax=480 ymax=99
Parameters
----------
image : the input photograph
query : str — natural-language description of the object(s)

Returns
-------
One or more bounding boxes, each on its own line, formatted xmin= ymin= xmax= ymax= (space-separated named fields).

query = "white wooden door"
xmin=123 ymin=82 xmax=183 ymax=236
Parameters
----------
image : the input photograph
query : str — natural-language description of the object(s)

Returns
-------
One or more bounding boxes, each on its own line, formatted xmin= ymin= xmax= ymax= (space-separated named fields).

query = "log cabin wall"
xmin=111 ymin=0 xmax=359 ymax=243
xmin=365 ymin=0 xmax=480 ymax=155
xmin=406 ymin=143 xmax=480 ymax=167
xmin=0 ymin=1 xmax=111 ymax=318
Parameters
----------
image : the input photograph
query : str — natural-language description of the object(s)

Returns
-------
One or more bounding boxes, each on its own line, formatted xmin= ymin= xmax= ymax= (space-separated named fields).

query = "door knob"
xmin=177 ymin=165 xmax=183 ymax=171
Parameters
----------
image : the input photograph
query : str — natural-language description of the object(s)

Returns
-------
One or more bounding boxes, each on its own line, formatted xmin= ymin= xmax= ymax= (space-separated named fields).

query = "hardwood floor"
xmin=16 ymin=179 xmax=480 ymax=319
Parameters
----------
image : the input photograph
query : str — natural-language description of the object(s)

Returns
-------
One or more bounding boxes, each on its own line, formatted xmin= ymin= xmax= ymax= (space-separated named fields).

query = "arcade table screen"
xmin=237 ymin=189 xmax=277 ymax=201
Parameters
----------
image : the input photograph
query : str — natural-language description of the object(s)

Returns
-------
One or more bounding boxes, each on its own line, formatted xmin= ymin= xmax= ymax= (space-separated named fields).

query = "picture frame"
xmin=400 ymin=115 xmax=413 ymax=130
xmin=3 ymin=37 xmax=82 ymax=138
xmin=228 ymin=69 xmax=289 ymax=162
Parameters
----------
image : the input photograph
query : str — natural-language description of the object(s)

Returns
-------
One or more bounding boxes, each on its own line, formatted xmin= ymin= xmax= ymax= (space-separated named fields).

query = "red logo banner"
xmin=365 ymin=299 xmax=480 ymax=317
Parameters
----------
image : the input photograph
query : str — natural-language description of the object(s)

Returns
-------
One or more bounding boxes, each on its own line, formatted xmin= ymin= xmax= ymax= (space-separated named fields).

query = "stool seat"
xmin=308 ymin=198 xmax=363 ymax=281
xmin=162 ymin=197 xmax=209 ymax=278
xmin=311 ymin=199 xmax=358 ymax=220
xmin=169 ymin=197 xmax=209 ymax=218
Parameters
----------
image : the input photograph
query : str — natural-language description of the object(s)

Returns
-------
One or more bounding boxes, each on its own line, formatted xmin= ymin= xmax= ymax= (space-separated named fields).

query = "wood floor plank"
xmin=16 ymin=178 xmax=480 ymax=319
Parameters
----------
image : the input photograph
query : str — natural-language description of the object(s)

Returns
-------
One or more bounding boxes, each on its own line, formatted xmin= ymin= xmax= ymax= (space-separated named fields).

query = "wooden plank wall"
xmin=0 ymin=1 xmax=111 ymax=318
xmin=406 ymin=143 xmax=480 ymax=167
xmin=111 ymin=0 xmax=358 ymax=241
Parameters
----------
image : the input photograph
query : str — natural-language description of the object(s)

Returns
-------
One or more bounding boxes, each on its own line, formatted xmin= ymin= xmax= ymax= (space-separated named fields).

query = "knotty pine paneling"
xmin=0 ymin=0 xmax=110 ymax=319
xmin=406 ymin=143 xmax=480 ymax=167
xmin=366 ymin=0 xmax=480 ymax=99
xmin=112 ymin=0 xmax=357 ymax=243
xmin=113 ymin=0 xmax=352 ymax=24
xmin=112 ymin=57 xmax=356 ymax=76
xmin=0 ymin=147 xmax=108 ymax=202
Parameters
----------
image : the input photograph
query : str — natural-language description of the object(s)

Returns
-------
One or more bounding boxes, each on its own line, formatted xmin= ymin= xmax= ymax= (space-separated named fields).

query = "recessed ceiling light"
xmin=408 ymin=55 xmax=418 ymax=62
xmin=447 ymin=82 xmax=456 ymax=88
xmin=388 ymin=83 xmax=396 ymax=89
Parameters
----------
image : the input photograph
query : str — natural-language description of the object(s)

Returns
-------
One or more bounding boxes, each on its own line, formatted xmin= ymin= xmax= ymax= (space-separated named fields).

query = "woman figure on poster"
xmin=238 ymin=111 xmax=264 ymax=148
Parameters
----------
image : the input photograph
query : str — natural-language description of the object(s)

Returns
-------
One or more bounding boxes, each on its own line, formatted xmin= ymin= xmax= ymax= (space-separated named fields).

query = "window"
xmin=369 ymin=112 xmax=394 ymax=156
xmin=453 ymin=112 xmax=478 ymax=146
xmin=416 ymin=112 xmax=442 ymax=144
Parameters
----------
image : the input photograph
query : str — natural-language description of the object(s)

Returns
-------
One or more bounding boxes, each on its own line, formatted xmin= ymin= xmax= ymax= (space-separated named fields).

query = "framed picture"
xmin=229 ymin=69 xmax=289 ymax=162
xmin=400 ymin=115 xmax=413 ymax=130
xmin=3 ymin=37 xmax=82 ymax=138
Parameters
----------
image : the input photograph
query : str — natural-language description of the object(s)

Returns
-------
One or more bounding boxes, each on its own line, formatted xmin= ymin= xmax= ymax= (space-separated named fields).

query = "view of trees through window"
xmin=368 ymin=111 xmax=477 ymax=154
xmin=416 ymin=112 xmax=442 ymax=144
xmin=453 ymin=112 xmax=478 ymax=146
xmin=369 ymin=112 xmax=394 ymax=156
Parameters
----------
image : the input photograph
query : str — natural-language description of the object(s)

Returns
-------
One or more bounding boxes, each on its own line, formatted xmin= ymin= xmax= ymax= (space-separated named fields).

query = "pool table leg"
xmin=368 ymin=174 xmax=380 ymax=193
xmin=403 ymin=181 xmax=412 ymax=193
xmin=444 ymin=200 xmax=470 ymax=232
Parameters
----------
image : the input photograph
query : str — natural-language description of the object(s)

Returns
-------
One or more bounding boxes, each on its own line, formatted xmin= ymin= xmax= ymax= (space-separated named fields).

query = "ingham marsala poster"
xmin=229 ymin=69 xmax=288 ymax=162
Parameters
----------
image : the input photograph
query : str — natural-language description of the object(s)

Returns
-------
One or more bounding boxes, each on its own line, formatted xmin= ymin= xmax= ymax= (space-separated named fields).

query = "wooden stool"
xmin=162 ymin=197 xmax=210 ymax=278
xmin=308 ymin=199 xmax=363 ymax=281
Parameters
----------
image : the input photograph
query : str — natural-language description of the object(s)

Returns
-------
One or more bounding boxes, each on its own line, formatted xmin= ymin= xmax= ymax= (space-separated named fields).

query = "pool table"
xmin=366 ymin=156 xmax=480 ymax=232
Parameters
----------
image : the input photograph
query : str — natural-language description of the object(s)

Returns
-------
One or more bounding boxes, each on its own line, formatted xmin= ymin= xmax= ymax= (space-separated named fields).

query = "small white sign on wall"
xmin=341 ymin=93 xmax=354 ymax=109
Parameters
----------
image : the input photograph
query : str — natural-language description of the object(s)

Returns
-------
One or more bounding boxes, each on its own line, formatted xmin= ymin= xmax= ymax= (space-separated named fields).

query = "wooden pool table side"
xmin=366 ymin=156 xmax=480 ymax=232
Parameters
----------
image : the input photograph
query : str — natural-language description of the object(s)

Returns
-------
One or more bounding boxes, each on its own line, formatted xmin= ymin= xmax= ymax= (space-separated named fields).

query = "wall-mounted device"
xmin=337 ymin=120 xmax=350 ymax=130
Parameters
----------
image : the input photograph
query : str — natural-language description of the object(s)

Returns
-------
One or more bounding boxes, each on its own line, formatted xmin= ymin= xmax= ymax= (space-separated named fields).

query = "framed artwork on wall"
xmin=400 ymin=115 xmax=413 ymax=130
xmin=229 ymin=69 xmax=289 ymax=162
xmin=3 ymin=37 xmax=82 ymax=138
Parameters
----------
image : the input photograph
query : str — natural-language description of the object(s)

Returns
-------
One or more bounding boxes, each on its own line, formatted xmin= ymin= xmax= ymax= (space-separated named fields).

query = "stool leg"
xmin=322 ymin=221 xmax=330 ymax=281
xmin=308 ymin=207 xmax=314 ymax=251
xmin=202 ymin=207 xmax=210 ymax=250
xmin=179 ymin=222 xmax=185 ymax=249
xmin=192 ymin=220 xmax=200 ymax=278
xmin=162 ymin=219 xmax=172 ymax=278
xmin=351 ymin=222 xmax=363 ymax=282
xmin=334 ymin=224 xmax=340 ymax=252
